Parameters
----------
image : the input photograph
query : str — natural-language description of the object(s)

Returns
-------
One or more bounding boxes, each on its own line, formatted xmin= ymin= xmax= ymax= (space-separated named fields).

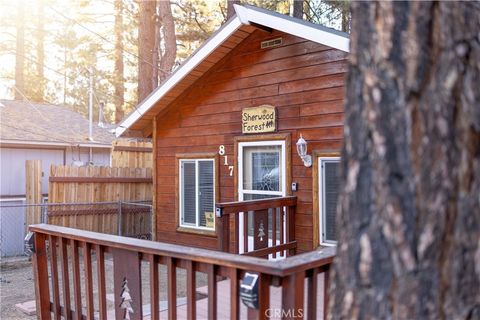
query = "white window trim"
xmin=237 ymin=140 xmax=287 ymax=257
xmin=178 ymin=158 xmax=215 ymax=231
xmin=238 ymin=140 xmax=287 ymax=201
xmin=318 ymin=157 xmax=340 ymax=246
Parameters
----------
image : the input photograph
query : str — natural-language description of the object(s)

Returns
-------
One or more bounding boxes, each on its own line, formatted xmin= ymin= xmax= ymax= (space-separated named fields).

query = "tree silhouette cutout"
xmin=120 ymin=277 xmax=134 ymax=320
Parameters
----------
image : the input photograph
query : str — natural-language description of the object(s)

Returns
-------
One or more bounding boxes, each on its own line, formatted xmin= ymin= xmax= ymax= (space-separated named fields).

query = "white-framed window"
xmin=238 ymin=140 xmax=286 ymax=201
xmin=179 ymin=159 xmax=215 ymax=230
xmin=318 ymin=157 xmax=340 ymax=246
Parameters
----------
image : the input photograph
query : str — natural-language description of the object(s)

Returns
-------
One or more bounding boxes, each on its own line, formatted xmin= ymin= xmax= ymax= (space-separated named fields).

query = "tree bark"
xmin=35 ymin=0 xmax=45 ymax=102
xmin=15 ymin=0 xmax=25 ymax=100
xmin=331 ymin=2 xmax=480 ymax=319
xmin=157 ymin=0 xmax=176 ymax=83
xmin=227 ymin=0 xmax=241 ymax=20
xmin=293 ymin=0 xmax=303 ymax=19
xmin=137 ymin=0 xmax=156 ymax=103
xmin=114 ymin=0 xmax=125 ymax=123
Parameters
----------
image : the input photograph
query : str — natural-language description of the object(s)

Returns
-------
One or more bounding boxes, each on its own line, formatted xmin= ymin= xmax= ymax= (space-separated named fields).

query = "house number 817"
xmin=219 ymin=145 xmax=234 ymax=176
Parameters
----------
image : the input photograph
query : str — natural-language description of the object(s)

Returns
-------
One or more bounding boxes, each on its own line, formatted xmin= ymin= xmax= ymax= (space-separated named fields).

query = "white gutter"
xmin=0 ymin=139 xmax=112 ymax=149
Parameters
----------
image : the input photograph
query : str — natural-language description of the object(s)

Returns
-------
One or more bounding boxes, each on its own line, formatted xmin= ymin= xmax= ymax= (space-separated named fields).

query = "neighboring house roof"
xmin=115 ymin=4 xmax=349 ymax=137
xmin=0 ymin=100 xmax=115 ymax=148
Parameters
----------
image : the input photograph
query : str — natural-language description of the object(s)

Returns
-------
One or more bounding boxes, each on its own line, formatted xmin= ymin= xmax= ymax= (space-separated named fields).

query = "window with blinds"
xmin=179 ymin=159 xmax=215 ymax=229
xmin=320 ymin=158 xmax=340 ymax=245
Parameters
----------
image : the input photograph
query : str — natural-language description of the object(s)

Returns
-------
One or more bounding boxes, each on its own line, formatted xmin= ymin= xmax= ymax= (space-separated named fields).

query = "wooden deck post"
xmin=32 ymin=232 xmax=51 ymax=320
xmin=281 ymin=271 xmax=305 ymax=319
xmin=216 ymin=213 xmax=230 ymax=252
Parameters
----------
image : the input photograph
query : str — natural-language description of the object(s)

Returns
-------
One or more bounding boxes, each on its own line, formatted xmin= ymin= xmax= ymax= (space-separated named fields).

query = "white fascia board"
xmin=234 ymin=4 xmax=349 ymax=53
xmin=116 ymin=17 xmax=244 ymax=137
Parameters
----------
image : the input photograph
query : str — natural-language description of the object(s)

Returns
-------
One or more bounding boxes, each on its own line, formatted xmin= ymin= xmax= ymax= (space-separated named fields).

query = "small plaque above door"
xmin=242 ymin=105 xmax=276 ymax=134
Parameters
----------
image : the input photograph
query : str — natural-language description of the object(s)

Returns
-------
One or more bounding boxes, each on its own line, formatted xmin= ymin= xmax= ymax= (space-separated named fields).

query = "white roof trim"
xmin=234 ymin=5 xmax=349 ymax=52
xmin=116 ymin=5 xmax=350 ymax=137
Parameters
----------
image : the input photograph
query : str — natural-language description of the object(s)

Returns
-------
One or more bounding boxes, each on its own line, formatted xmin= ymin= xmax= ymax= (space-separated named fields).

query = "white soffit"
xmin=116 ymin=5 xmax=350 ymax=137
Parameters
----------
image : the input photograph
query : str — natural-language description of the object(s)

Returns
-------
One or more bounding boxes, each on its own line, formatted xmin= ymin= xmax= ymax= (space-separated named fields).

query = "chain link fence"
xmin=0 ymin=201 xmax=152 ymax=258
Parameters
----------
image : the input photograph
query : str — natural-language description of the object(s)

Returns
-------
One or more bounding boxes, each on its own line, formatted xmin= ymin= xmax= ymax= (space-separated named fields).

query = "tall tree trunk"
xmin=158 ymin=0 xmax=176 ymax=83
xmin=293 ymin=0 xmax=303 ymax=19
xmin=227 ymin=0 xmax=241 ymax=20
xmin=114 ymin=0 xmax=125 ymax=123
xmin=331 ymin=2 xmax=479 ymax=319
xmin=15 ymin=0 xmax=25 ymax=100
xmin=137 ymin=0 xmax=156 ymax=103
xmin=36 ymin=0 xmax=45 ymax=102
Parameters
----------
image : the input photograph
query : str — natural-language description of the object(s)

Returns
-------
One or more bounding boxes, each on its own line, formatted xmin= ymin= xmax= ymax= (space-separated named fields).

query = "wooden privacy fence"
xmin=29 ymin=224 xmax=335 ymax=320
xmin=111 ymin=140 xmax=152 ymax=168
xmin=25 ymin=160 xmax=43 ymax=228
xmin=48 ymin=165 xmax=152 ymax=203
xmin=47 ymin=165 xmax=152 ymax=235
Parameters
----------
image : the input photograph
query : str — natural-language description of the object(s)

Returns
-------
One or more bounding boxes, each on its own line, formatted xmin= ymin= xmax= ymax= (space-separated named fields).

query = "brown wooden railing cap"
xmin=29 ymin=224 xmax=334 ymax=277
xmin=216 ymin=196 xmax=297 ymax=215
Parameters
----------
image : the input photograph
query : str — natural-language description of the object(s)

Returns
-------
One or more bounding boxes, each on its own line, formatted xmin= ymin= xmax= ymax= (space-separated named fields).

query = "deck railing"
xmin=29 ymin=223 xmax=334 ymax=320
xmin=216 ymin=196 xmax=297 ymax=258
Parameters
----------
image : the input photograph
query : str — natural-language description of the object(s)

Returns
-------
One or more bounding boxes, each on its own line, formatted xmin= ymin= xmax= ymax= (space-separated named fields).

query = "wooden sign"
xmin=205 ymin=211 xmax=215 ymax=228
xmin=242 ymin=105 xmax=276 ymax=134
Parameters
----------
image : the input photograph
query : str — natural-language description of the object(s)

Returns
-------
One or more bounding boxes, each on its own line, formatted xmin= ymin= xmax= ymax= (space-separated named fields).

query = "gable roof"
xmin=116 ymin=4 xmax=349 ymax=137
xmin=0 ymin=100 xmax=115 ymax=148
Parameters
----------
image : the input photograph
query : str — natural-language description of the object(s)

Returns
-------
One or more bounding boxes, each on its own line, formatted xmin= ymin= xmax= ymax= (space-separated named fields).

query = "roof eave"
xmin=115 ymin=16 xmax=244 ymax=137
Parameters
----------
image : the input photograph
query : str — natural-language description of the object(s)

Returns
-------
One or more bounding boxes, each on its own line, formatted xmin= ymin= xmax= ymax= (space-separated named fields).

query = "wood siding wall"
xmin=154 ymin=29 xmax=347 ymax=252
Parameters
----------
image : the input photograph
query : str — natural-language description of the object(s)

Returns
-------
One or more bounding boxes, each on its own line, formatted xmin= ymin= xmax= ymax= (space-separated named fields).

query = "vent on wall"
xmin=261 ymin=37 xmax=282 ymax=49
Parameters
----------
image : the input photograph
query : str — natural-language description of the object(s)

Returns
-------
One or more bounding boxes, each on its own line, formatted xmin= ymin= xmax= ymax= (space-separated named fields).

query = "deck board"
xmin=142 ymin=274 xmax=326 ymax=320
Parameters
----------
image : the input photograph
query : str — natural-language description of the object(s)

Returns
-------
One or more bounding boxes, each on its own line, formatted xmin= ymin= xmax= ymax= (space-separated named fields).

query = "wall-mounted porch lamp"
xmin=296 ymin=134 xmax=312 ymax=167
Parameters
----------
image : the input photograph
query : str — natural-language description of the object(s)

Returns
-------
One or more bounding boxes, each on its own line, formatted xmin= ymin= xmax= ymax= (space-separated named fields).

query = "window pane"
xmin=243 ymin=145 xmax=281 ymax=192
xmin=324 ymin=161 xmax=340 ymax=242
xmin=181 ymin=161 xmax=196 ymax=225
xmin=198 ymin=161 xmax=214 ymax=227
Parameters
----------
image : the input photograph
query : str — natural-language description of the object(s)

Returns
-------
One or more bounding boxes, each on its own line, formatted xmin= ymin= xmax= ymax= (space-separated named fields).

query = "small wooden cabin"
xmin=117 ymin=5 xmax=349 ymax=254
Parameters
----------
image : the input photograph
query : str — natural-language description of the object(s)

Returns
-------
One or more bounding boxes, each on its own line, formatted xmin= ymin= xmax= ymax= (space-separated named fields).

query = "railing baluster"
xmin=83 ymin=242 xmax=94 ymax=319
xmin=323 ymin=266 xmax=330 ymax=320
xmin=234 ymin=214 xmax=239 ymax=254
xmin=307 ymin=269 xmax=318 ymax=320
xmin=272 ymin=208 xmax=277 ymax=259
xmin=59 ymin=238 xmax=71 ymax=318
xmin=286 ymin=205 xmax=296 ymax=256
xmin=48 ymin=235 xmax=61 ymax=320
xmin=95 ymin=244 xmax=107 ymax=320
xmin=33 ymin=233 xmax=51 ymax=320
xmin=71 ymin=239 xmax=82 ymax=320
xmin=280 ymin=206 xmax=285 ymax=257
xmin=281 ymin=271 xmax=305 ymax=320
xmin=186 ymin=260 xmax=196 ymax=320
xmin=208 ymin=264 xmax=217 ymax=320
xmin=149 ymin=254 xmax=159 ymax=320
xmin=243 ymin=211 xmax=249 ymax=253
xmin=167 ymin=257 xmax=177 ymax=320
xmin=229 ymin=268 xmax=239 ymax=320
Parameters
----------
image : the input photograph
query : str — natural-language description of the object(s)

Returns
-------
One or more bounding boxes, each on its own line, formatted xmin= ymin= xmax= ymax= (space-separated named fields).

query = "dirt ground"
xmin=1 ymin=254 xmax=208 ymax=319
xmin=1 ymin=256 xmax=36 ymax=320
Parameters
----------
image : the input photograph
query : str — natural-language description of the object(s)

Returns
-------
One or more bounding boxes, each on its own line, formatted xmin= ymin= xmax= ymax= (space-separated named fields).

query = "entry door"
xmin=238 ymin=141 xmax=286 ymax=256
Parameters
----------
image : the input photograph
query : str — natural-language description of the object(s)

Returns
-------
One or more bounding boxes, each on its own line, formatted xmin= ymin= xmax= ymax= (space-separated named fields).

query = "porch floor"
xmin=146 ymin=276 xmax=327 ymax=320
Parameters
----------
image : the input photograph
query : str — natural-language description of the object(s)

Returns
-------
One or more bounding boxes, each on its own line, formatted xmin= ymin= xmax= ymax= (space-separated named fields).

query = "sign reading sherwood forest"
xmin=242 ymin=105 xmax=276 ymax=134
